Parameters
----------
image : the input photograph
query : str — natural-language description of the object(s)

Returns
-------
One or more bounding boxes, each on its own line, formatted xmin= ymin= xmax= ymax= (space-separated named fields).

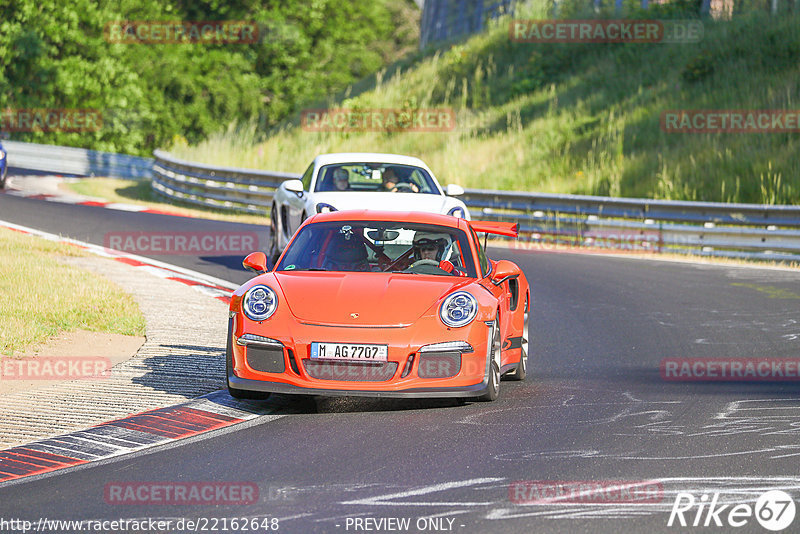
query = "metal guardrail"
xmin=4 ymin=140 xmax=152 ymax=179
xmin=5 ymin=142 xmax=798 ymax=261
xmin=151 ymin=149 xmax=297 ymax=214
xmin=151 ymin=149 xmax=800 ymax=262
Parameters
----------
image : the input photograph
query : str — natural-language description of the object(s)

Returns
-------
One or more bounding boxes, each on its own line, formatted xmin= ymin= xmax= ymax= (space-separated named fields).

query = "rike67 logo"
xmin=668 ymin=490 xmax=796 ymax=531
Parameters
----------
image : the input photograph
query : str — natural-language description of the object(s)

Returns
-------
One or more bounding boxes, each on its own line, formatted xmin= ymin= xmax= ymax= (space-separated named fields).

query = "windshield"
xmin=276 ymin=221 xmax=476 ymax=277
xmin=314 ymin=163 xmax=439 ymax=194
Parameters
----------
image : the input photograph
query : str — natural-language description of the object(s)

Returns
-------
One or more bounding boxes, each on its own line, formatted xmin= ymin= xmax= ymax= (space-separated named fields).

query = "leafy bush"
xmin=0 ymin=0 xmax=418 ymax=156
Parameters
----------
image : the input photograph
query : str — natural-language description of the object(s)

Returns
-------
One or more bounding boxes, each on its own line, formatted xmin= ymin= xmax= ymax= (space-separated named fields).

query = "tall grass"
xmin=170 ymin=7 xmax=800 ymax=204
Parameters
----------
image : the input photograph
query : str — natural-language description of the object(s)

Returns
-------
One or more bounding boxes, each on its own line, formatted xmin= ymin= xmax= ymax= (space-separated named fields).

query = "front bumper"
xmin=227 ymin=374 xmax=490 ymax=399
xmin=226 ymin=316 xmax=493 ymax=399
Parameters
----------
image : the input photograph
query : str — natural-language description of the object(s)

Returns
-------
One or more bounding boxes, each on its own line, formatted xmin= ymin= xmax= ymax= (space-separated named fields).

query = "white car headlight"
xmin=243 ymin=285 xmax=278 ymax=321
xmin=439 ymin=291 xmax=478 ymax=328
xmin=316 ymin=202 xmax=337 ymax=214
xmin=447 ymin=206 xmax=465 ymax=218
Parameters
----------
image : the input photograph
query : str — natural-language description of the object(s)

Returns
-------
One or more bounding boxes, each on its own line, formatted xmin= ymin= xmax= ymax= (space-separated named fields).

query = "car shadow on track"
xmin=184 ymin=391 xmax=473 ymax=417
xmin=131 ymin=343 xmax=512 ymax=414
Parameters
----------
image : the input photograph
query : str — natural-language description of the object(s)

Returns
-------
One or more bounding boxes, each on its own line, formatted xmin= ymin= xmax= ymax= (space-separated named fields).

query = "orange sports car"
xmin=226 ymin=210 xmax=530 ymax=401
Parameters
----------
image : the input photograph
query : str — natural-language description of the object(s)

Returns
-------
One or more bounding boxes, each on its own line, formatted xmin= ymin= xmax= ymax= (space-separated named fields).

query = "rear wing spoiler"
xmin=468 ymin=220 xmax=518 ymax=238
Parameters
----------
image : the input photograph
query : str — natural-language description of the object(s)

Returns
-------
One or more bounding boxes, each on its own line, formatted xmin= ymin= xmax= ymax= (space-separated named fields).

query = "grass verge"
xmin=0 ymin=227 xmax=146 ymax=356
xmin=169 ymin=7 xmax=800 ymax=205
xmin=63 ymin=178 xmax=269 ymax=225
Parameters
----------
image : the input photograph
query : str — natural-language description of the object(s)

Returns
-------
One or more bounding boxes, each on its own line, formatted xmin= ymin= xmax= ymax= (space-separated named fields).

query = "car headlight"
xmin=316 ymin=203 xmax=337 ymax=214
xmin=242 ymin=285 xmax=278 ymax=321
xmin=439 ymin=291 xmax=478 ymax=328
xmin=447 ymin=206 xmax=465 ymax=218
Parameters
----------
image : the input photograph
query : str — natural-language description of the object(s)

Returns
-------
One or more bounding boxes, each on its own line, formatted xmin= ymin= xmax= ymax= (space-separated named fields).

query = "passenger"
xmin=322 ymin=228 xmax=370 ymax=271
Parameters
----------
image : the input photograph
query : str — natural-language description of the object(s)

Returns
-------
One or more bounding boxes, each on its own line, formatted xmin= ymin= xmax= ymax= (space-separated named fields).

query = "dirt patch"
xmin=0 ymin=330 xmax=145 ymax=396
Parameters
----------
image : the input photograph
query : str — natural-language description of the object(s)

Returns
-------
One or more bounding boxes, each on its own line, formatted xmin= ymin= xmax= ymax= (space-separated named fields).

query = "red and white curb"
xmin=0 ymin=391 xmax=283 ymax=485
xmin=0 ymin=219 xmax=236 ymax=303
xmin=1 ymin=179 xmax=195 ymax=219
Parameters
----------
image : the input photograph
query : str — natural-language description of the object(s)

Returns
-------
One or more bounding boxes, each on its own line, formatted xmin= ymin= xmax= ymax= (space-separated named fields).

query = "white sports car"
xmin=268 ymin=153 xmax=470 ymax=263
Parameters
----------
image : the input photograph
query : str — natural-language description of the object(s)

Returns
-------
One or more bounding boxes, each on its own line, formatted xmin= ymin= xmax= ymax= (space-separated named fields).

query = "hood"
xmin=311 ymin=191 xmax=455 ymax=214
xmin=274 ymin=272 xmax=469 ymax=326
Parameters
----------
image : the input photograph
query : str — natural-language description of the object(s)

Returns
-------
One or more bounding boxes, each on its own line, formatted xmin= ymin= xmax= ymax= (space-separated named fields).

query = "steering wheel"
xmin=393 ymin=182 xmax=416 ymax=192
xmin=409 ymin=259 xmax=440 ymax=268
xmin=405 ymin=259 xmax=452 ymax=275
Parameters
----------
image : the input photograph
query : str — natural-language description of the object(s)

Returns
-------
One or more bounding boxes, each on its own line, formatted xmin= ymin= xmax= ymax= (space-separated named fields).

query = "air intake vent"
xmin=303 ymin=360 xmax=397 ymax=382
xmin=417 ymin=352 xmax=461 ymax=378
xmin=246 ymin=346 xmax=285 ymax=373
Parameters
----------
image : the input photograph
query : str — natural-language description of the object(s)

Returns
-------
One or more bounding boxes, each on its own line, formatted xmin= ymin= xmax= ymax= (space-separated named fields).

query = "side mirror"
xmin=243 ymin=251 xmax=270 ymax=274
xmin=490 ymin=259 xmax=519 ymax=286
xmin=446 ymin=184 xmax=464 ymax=196
xmin=284 ymin=179 xmax=304 ymax=196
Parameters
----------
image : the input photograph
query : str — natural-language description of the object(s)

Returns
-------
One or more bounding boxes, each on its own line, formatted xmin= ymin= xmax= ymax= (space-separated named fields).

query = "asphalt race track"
xmin=2 ymin=187 xmax=800 ymax=533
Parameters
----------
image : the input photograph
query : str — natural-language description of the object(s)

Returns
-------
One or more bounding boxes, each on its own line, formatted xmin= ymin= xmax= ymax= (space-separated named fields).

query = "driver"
xmin=382 ymin=167 xmax=419 ymax=193
xmin=413 ymin=231 xmax=450 ymax=262
xmin=411 ymin=231 xmax=467 ymax=276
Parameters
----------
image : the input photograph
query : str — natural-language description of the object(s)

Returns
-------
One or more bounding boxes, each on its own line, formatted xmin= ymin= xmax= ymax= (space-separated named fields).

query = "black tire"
xmin=479 ymin=318 xmax=501 ymax=401
xmin=267 ymin=205 xmax=281 ymax=266
xmin=508 ymin=294 xmax=529 ymax=381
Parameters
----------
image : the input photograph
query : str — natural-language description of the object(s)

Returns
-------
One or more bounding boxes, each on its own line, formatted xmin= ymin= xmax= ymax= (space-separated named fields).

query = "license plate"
xmin=310 ymin=342 xmax=388 ymax=362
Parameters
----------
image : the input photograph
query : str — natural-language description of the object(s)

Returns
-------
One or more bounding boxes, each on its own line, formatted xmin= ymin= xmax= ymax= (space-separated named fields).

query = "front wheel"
xmin=507 ymin=294 xmax=529 ymax=381
xmin=478 ymin=318 xmax=501 ymax=401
